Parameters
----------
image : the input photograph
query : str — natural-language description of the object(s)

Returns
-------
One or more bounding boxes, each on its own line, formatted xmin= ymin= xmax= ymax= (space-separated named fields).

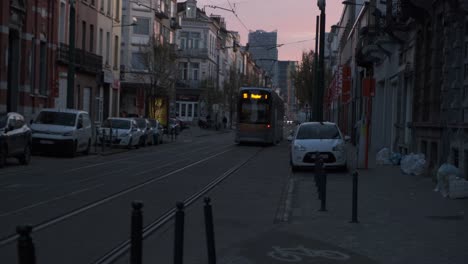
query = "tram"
xmin=235 ymin=87 xmax=285 ymax=144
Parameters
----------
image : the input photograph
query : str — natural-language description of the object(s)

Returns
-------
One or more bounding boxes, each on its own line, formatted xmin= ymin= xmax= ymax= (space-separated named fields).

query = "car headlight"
xmin=294 ymin=144 xmax=306 ymax=151
xmin=332 ymin=144 xmax=345 ymax=152
xmin=63 ymin=131 xmax=73 ymax=136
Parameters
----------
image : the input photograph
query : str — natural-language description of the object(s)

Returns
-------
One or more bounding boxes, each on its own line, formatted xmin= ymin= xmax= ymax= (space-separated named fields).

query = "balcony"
xmin=176 ymin=80 xmax=201 ymax=90
xmin=170 ymin=17 xmax=181 ymax=30
xmin=355 ymin=26 xmax=381 ymax=68
xmin=178 ymin=48 xmax=209 ymax=59
xmin=57 ymin=43 xmax=103 ymax=74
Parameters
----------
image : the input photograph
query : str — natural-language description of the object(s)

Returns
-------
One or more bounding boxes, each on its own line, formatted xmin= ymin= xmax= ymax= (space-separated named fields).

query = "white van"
xmin=31 ymin=109 xmax=93 ymax=157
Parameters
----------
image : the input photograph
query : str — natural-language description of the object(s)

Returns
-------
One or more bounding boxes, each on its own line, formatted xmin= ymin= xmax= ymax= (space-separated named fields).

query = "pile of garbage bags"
xmin=376 ymin=148 xmax=426 ymax=175
xmin=376 ymin=148 xmax=402 ymax=166
xmin=434 ymin=163 xmax=468 ymax=199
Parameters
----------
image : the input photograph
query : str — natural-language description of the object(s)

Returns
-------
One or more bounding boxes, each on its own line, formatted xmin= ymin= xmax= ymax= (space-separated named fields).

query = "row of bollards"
xmin=313 ymin=153 xmax=359 ymax=223
xmin=16 ymin=198 xmax=218 ymax=264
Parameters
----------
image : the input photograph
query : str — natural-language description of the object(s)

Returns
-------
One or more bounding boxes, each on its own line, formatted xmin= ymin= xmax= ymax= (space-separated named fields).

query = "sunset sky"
xmin=192 ymin=0 xmax=346 ymax=62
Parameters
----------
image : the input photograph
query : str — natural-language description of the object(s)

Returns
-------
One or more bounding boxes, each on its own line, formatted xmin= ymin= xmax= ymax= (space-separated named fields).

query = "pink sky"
xmin=194 ymin=0 xmax=344 ymax=61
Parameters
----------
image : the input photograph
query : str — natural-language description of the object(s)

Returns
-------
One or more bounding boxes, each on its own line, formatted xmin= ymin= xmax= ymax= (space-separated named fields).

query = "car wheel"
xmin=19 ymin=144 xmax=31 ymax=165
xmin=126 ymin=137 xmax=133 ymax=149
xmin=83 ymin=139 xmax=91 ymax=155
xmin=69 ymin=141 xmax=77 ymax=158
xmin=0 ymin=145 xmax=7 ymax=168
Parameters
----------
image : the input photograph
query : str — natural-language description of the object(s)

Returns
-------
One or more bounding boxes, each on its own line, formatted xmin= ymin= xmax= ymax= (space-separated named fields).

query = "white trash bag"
xmin=400 ymin=153 xmax=427 ymax=175
xmin=435 ymin=163 xmax=463 ymax=197
xmin=376 ymin=148 xmax=392 ymax=165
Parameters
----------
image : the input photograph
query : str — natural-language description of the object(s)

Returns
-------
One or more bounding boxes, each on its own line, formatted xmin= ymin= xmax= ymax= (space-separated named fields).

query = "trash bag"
xmin=376 ymin=148 xmax=392 ymax=165
xmin=400 ymin=153 xmax=427 ymax=175
xmin=435 ymin=163 xmax=462 ymax=197
xmin=390 ymin=152 xmax=402 ymax=165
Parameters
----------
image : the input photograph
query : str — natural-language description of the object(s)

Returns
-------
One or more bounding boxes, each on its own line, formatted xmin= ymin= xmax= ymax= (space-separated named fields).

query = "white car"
xmin=99 ymin=118 xmax=142 ymax=149
xmin=31 ymin=109 xmax=92 ymax=157
xmin=289 ymin=122 xmax=349 ymax=171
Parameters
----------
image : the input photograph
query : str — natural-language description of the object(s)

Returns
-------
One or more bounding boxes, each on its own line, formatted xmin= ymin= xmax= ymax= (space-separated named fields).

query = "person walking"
xmin=222 ymin=116 xmax=227 ymax=129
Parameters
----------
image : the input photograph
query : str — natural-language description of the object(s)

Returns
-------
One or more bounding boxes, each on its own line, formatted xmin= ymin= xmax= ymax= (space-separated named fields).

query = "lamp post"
xmin=317 ymin=0 xmax=326 ymax=122
xmin=67 ymin=0 xmax=76 ymax=109
xmin=312 ymin=15 xmax=319 ymax=121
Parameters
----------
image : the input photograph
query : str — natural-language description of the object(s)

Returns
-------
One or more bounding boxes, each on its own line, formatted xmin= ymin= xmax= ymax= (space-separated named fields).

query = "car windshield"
xmin=102 ymin=119 xmax=131 ymax=129
xmin=296 ymin=124 xmax=341 ymax=140
xmin=35 ymin=111 xmax=76 ymax=127
xmin=0 ymin=114 xmax=7 ymax=128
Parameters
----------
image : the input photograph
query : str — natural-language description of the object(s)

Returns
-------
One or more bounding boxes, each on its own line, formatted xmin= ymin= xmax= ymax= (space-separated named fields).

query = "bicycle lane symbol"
xmin=267 ymin=245 xmax=350 ymax=262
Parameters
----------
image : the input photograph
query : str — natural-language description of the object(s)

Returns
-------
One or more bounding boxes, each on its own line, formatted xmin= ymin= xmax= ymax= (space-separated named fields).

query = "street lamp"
xmin=316 ymin=0 xmax=326 ymax=122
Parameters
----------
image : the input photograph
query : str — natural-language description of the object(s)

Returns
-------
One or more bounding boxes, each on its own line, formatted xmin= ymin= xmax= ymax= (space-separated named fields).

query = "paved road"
xmin=1 ymin=125 xmax=468 ymax=264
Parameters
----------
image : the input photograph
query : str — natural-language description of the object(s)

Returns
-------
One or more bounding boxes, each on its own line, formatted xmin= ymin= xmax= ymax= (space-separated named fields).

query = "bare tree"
xmin=133 ymin=37 xmax=178 ymax=118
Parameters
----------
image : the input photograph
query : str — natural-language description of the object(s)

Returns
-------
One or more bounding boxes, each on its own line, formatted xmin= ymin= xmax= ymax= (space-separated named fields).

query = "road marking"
xmin=267 ymin=245 xmax=350 ymax=262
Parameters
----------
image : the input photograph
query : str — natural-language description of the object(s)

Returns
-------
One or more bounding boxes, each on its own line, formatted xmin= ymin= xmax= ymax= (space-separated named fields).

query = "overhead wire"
xmin=226 ymin=0 xmax=250 ymax=32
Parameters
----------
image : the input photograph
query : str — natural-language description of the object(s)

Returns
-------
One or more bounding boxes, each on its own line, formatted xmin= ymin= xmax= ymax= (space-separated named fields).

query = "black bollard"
xmin=174 ymin=202 xmax=185 ymax=264
xmin=350 ymin=171 xmax=359 ymax=223
xmin=316 ymin=156 xmax=323 ymax=200
xmin=17 ymin=225 xmax=36 ymax=264
xmin=130 ymin=201 xmax=144 ymax=264
xmin=204 ymin=197 xmax=217 ymax=264
xmin=319 ymin=158 xmax=327 ymax=212
xmin=101 ymin=129 xmax=105 ymax=152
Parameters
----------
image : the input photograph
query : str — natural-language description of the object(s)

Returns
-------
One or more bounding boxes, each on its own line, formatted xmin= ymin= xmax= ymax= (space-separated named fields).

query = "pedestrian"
xmin=222 ymin=116 xmax=227 ymax=129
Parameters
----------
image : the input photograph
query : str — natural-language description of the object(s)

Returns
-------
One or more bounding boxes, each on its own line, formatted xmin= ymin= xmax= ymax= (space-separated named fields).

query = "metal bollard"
xmin=174 ymin=202 xmax=185 ymax=264
xmin=350 ymin=171 xmax=359 ymax=223
xmin=17 ymin=225 xmax=36 ymax=264
xmin=204 ymin=197 xmax=217 ymax=264
xmin=101 ymin=129 xmax=105 ymax=152
xmin=315 ymin=152 xmax=321 ymax=200
xmin=130 ymin=201 xmax=144 ymax=264
xmin=318 ymin=158 xmax=327 ymax=212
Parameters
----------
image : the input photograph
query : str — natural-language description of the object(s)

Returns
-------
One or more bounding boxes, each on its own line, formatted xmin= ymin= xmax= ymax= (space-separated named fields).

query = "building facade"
xmin=120 ymin=0 xmax=178 ymax=123
xmin=0 ymin=0 xmax=58 ymax=121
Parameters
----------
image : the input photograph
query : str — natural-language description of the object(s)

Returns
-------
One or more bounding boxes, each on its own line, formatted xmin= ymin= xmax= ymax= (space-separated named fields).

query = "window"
xmin=131 ymin=52 xmax=146 ymax=70
xmin=180 ymin=32 xmax=188 ymax=49
xmin=133 ymin=17 xmax=149 ymax=35
xmin=89 ymin=24 xmax=94 ymax=53
xmin=191 ymin=63 xmax=199 ymax=80
xmin=91 ymin=0 xmax=95 ymax=6
xmin=114 ymin=35 xmax=119 ymax=68
xmin=179 ymin=62 xmax=188 ymax=80
xmin=99 ymin=28 xmax=103 ymax=56
xmin=194 ymin=103 xmax=198 ymax=117
xmin=106 ymin=31 xmax=110 ymax=65
xmin=39 ymin=42 xmax=47 ymax=95
xmin=115 ymin=0 xmax=120 ymax=20
xmin=59 ymin=2 xmax=66 ymax=43
xmin=107 ymin=0 xmax=112 ymax=16
xmin=82 ymin=21 xmax=87 ymax=50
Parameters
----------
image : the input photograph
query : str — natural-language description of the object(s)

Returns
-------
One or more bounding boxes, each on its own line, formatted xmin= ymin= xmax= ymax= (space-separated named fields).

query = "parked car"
xmin=289 ymin=122 xmax=349 ymax=172
xmin=99 ymin=118 xmax=142 ymax=149
xmin=148 ymin=119 xmax=164 ymax=145
xmin=30 ymin=109 xmax=92 ymax=157
xmin=0 ymin=112 xmax=32 ymax=168
xmin=133 ymin=118 xmax=152 ymax=146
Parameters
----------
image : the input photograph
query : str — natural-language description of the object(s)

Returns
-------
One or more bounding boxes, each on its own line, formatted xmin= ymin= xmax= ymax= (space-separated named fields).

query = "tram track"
xmin=0 ymin=145 xmax=239 ymax=248
xmin=91 ymin=148 xmax=263 ymax=264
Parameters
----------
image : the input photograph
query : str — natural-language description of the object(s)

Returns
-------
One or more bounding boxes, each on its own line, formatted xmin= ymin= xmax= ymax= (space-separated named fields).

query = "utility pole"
xmin=317 ymin=0 xmax=326 ymax=122
xmin=312 ymin=15 xmax=319 ymax=121
xmin=67 ymin=0 xmax=76 ymax=109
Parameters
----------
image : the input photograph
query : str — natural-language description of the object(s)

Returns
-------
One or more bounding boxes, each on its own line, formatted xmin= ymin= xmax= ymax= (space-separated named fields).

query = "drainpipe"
xmin=67 ymin=0 xmax=76 ymax=109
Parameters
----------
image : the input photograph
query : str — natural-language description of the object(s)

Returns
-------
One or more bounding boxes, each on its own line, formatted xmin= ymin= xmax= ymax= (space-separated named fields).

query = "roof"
xmin=39 ymin=108 xmax=88 ymax=114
